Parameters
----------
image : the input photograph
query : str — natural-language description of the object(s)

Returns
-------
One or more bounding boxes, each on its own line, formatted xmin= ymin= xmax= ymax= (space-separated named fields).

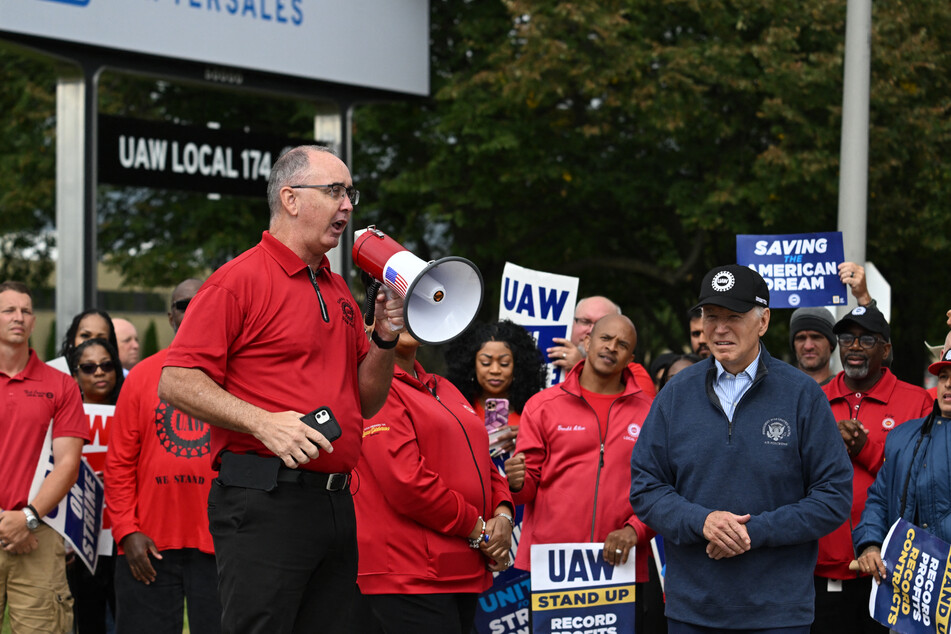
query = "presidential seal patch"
xmin=762 ymin=418 xmax=791 ymax=446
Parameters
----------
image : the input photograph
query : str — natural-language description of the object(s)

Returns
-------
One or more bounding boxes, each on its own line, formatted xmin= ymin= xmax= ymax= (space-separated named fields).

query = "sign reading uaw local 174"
xmin=98 ymin=115 xmax=301 ymax=197
xmin=736 ymin=232 xmax=848 ymax=309
xmin=870 ymin=518 xmax=951 ymax=634
xmin=530 ymin=543 xmax=635 ymax=634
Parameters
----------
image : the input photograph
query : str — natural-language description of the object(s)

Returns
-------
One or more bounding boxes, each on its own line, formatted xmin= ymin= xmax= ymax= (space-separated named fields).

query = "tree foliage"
xmin=352 ymin=0 xmax=951 ymax=380
xmin=1 ymin=0 xmax=950 ymax=382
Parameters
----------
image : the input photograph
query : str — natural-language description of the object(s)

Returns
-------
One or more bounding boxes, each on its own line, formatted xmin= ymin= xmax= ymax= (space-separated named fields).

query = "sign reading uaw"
xmin=736 ymin=231 xmax=849 ymax=309
xmin=98 ymin=115 xmax=300 ymax=197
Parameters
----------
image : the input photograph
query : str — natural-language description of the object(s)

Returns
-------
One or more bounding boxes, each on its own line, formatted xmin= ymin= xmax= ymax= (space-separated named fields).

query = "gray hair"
xmin=266 ymin=145 xmax=337 ymax=219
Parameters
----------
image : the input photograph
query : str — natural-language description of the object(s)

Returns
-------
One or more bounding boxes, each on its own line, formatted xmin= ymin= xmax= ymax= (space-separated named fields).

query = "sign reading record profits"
xmin=98 ymin=115 xmax=301 ymax=197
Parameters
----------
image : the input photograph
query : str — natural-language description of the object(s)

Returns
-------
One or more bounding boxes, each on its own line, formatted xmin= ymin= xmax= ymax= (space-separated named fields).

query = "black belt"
xmin=276 ymin=467 xmax=350 ymax=491
xmin=217 ymin=451 xmax=350 ymax=492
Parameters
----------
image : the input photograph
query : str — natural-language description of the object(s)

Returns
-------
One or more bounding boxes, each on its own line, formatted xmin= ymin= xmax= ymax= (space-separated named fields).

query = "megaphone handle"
xmin=363 ymin=278 xmax=382 ymax=327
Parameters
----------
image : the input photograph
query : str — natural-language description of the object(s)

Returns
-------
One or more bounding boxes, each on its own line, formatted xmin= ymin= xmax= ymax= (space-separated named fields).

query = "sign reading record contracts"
xmin=99 ymin=115 xmax=298 ymax=197
xmin=0 ymin=0 xmax=428 ymax=96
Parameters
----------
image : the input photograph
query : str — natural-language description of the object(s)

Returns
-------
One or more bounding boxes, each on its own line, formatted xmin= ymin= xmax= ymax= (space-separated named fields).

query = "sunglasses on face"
xmin=78 ymin=361 xmax=116 ymax=375
xmin=172 ymin=299 xmax=191 ymax=312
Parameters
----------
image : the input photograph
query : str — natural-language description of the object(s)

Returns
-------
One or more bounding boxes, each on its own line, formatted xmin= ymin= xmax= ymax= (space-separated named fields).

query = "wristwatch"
xmin=22 ymin=505 xmax=40 ymax=531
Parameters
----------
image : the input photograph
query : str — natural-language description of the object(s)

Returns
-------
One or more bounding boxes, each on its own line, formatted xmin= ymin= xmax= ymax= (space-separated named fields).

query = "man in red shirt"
xmin=105 ymin=278 xmax=221 ymax=633
xmin=506 ymin=315 xmax=660 ymax=633
xmin=546 ymin=295 xmax=656 ymax=397
xmin=0 ymin=281 xmax=88 ymax=633
xmin=813 ymin=304 xmax=933 ymax=634
xmin=159 ymin=145 xmax=404 ymax=633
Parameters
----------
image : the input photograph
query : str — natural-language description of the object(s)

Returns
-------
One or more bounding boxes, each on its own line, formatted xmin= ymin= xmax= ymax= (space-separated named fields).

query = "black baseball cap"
xmin=692 ymin=265 xmax=770 ymax=313
xmin=832 ymin=305 xmax=891 ymax=341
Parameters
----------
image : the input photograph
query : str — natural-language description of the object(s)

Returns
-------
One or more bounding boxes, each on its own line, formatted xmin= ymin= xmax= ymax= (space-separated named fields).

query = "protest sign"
xmin=869 ymin=518 xmax=951 ymax=634
xmin=29 ymin=424 xmax=104 ymax=573
xmin=474 ymin=456 xmax=529 ymax=634
xmin=530 ymin=543 xmax=635 ymax=634
xmin=499 ymin=263 xmax=578 ymax=386
xmin=736 ymin=232 xmax=848 ymax=309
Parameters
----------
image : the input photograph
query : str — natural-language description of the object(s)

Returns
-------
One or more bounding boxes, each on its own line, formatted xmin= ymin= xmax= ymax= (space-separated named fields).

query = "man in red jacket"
xmin=105 ymin=278 xmax=221 ymax=633
xmin=505 ymin=314 xmax=660 ymax=633
xmin=813 ymin=304 xmax=933 ymax=634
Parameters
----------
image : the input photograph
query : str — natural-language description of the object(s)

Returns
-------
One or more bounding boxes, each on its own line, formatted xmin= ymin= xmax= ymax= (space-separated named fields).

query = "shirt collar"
xmin=714 ymin=351 xmax=761 ymax=383
xmin=259 ymin=230 xmax=330 ymax=277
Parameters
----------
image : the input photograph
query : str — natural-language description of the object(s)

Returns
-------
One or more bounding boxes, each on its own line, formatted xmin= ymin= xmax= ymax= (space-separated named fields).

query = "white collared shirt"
xmin=713 ymin=353 xmax=761 ymax=422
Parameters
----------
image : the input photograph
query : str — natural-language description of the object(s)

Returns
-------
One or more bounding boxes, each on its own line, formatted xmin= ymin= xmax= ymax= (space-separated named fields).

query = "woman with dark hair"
xmin=658 ymin=353 xmax=702 ymax=390
xmin=353 ymin=330 xmax=514 ymax=633
xmin=67 ymin=337 xmax=123 ymax=633
xmin=445 ymin=320 xmax=546 ymax=454
xmin=47 ymin=308 xmax=119 ymax=375
xmin=69 ymin=338 xmax=125 ymax=405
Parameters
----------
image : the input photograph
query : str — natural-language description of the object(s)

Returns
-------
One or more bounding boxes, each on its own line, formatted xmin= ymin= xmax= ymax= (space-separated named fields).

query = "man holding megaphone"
xmin=159 ymin=145 xmax=405 ymax=634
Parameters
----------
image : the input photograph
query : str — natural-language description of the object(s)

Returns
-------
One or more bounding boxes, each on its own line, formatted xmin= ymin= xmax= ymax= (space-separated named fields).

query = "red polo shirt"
xmin=0 ymin=350 xmax=88 ymax=509
xmin=165 ymin=231 xmax=369 ymax=473
xmin=817 ymin=368 xmax=933 ymax=578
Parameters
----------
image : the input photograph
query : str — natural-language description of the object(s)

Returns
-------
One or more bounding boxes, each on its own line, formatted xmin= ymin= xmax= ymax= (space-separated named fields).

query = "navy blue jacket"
xmin=630 ymin=343 xmax=852 ymax=628
xmin=853 ymin=404 xmax=951 ymax=553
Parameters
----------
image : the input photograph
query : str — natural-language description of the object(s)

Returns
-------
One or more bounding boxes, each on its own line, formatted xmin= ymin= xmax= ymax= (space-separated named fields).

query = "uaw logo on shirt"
xmin=154 ymin=400 xmax=211 ymax=458
xmin=851 ymin=306 xmax=867 ymax=316
xmin=338 ymin=297 xmax=356 ymax=327
xmin=762 ymin=417 xmax=791 ymax=446
xmin=712 ymin=271 xmax=735 ymax=292
xmin=623 ymin=422 xmax=641 ymax=442
xmin=881 ymin=417 xmax=896 ymax=430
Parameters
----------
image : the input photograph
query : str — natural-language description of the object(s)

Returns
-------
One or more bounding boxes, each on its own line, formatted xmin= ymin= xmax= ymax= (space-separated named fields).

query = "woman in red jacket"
xmin=353 ymin=331 xmax=515 ymax=634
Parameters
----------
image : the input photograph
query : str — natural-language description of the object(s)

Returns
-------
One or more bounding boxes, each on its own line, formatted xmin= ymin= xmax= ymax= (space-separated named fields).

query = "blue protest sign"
xmin=870 ymin=518 xmax=951 ymax=633
xmin=530 ymin=543 xmax=635 ymax=634
xmin=736 ymin=232 xmax=848 ymax=309
xmin=499 ymin=263 xmax=578 ymax=387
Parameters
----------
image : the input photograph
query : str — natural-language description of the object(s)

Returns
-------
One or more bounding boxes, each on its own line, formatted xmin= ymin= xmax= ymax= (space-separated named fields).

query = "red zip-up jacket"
xmin=353 ymin=360 xmax=513 ymax=595
xmin=513 ymin=361 xmax=654 ymax=580
xmin=817 ymin=368 xmax=932 ymax=578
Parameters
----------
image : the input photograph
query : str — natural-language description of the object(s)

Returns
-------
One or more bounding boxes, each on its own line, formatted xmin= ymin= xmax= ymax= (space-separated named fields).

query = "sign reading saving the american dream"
xmin=736 ymin=232 xmax=848 ymax=309
xmin=530 ymin=543 xmax=636 ymax=634
xmin=498 ymin=263 xmax=578 ymax=387
xmin=98 ymin=115 xmax=303 ymax=197
xmin=869 ymin=518 xmax=951 ymax=634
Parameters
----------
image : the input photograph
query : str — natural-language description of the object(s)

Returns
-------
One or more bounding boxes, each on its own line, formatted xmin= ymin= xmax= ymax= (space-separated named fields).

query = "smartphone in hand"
xmin=300 ymin=407 xmax=342 ymax=443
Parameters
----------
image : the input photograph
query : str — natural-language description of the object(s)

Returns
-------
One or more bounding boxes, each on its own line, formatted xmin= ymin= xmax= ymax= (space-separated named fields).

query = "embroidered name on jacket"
xmin=556 ymin=425 xmax=586 ymax=432
xmin=762 ymin=418 xmax=791 ymax=446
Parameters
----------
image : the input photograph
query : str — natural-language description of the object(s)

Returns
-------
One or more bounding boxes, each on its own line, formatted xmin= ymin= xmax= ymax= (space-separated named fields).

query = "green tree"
xmin=352 ymin=0 xmax=951 ymax=380
xmin=0 ymin=44 xmax=58 ymax=290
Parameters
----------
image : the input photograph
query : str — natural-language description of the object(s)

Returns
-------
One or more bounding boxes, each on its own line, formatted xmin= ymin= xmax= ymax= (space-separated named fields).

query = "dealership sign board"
xmin=0 ymin=0 xmax=429 ymax=96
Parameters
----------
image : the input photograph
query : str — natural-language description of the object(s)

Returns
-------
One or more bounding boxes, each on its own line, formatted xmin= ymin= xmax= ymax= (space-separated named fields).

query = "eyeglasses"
xmin=171 ymin=299 xmax=191 ymax=312
xmin=574 ymin=318 xmax=595 ymax=327
xmin=836 ymin=333 xmax=884 ymax=349
xmin=78 ymin=361 xmax=116 ymax=375
xmin=290 ymin=184 xmax=359 ymax=206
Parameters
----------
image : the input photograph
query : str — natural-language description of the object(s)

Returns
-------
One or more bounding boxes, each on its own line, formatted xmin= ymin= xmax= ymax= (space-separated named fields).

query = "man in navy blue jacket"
xmin=630 ymin=265 xmax=852 ymax=633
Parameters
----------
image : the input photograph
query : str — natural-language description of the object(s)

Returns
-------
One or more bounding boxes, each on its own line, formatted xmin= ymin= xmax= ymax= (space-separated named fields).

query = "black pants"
xmin=636 ymin=554 xmax=668 ymax=634
xmin=114 ymin=548 xmax=221 ymax=634
xmin=207 ymin=478 xmax=358 ymax=634
xmin=364 ymin=592 xmax=479 ymax=634
xmin=66 ymin=553 xmax=115 ymax=634
xmin=811 ymin=576 xmax=887 ymax=634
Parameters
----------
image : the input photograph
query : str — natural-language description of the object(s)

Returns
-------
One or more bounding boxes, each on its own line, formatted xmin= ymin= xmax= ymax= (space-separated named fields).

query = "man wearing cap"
xmin=789 ymin=307 xmax=838 ymax=385
xmin=812 ymin=305 xmax=932 ymax=634
xmin=631 ymin=264 xmax=852 ymax=633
